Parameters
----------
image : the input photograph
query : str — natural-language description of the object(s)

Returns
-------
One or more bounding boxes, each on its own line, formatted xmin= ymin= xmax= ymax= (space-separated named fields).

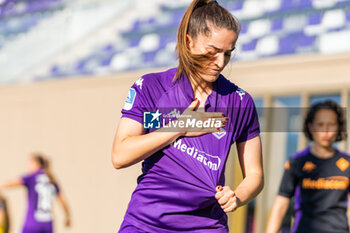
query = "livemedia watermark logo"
xmin=142 ymin=108 xmax=223 ymax=130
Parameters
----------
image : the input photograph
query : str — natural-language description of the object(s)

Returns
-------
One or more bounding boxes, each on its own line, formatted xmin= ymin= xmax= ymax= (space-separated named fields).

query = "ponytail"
xmin=175 ymin=0 xmax=240 ymax=91
xmin=32 ymin=153 xmax=57 ymax=185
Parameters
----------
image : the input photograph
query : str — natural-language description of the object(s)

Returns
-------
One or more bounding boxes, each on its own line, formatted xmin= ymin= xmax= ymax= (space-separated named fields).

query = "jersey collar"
xmin=176 ymin=73 xmax=220 ymax=111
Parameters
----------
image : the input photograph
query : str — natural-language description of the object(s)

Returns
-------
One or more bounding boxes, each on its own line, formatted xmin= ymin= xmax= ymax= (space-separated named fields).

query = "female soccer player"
xmin=0 ymin=153 xmax=71 ymax=233
xmin=265 ymin=100 xmax=349 ymax=233
xmin=0 ymin=192 xmax=9 ymax=233
xmin=112 ymin=0 xmax=264 ymax=232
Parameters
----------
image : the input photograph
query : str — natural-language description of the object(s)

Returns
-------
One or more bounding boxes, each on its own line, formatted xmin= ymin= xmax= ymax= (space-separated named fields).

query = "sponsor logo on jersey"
xmin=123 ymin=88 xmax=136 ymax=110
xmin=212 ymin=129 xmax=226 ymax=139
xmin=236 ymin=88 xmax=246 ymax=101
xmin=336 ymin=158 xmax=349 ymax=172
xmin=302 ymin=161 xmax=316 ymax=173
xmin=302 ymin=176 xmax=349 ymax=190
xmin=172 ymin=138 xmax=221 ymax=171
xmin=143 ymin=110 xmax=161 ymax=129
xmin=135 ymin=77 xmax=144 ymax=90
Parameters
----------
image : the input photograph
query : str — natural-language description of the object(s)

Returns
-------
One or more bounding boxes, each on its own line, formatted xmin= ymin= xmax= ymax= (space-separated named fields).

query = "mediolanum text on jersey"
xmin=172 ymin=139 xmax=221 ymax=171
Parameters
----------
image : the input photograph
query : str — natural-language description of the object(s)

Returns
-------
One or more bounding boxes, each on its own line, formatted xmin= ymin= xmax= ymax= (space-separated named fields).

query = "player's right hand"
xmin=178 ymin=98 xmax=228 ymax=137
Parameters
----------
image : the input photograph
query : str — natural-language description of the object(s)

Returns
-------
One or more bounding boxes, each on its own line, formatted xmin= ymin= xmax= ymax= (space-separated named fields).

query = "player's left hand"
xmin=215 ymin=185 xmax=241 ymax=212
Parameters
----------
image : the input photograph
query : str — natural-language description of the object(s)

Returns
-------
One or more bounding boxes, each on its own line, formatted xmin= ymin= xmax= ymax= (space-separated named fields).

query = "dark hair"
xmin=32 ymin=152 xmax=57 ymax=185
xmin=175 ymin=0 xmax=240 ymax=90
xmin=303 ymin=100 xmax=347 ymax=141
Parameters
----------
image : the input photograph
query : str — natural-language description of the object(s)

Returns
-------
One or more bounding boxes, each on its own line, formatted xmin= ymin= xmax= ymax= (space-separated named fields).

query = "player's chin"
xmin=202 ymin=73 xmax=220 ymax=83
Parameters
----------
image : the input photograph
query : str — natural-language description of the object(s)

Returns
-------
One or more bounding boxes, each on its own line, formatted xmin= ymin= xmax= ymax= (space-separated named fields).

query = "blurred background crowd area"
xmin=1 ymin=0 xmax=350 ymax=84
xmin=1 ymin=0 xmax=350 ymax=233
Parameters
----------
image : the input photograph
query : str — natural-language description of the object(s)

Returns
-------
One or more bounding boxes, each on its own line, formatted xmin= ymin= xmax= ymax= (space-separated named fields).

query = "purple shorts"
xmin=22 ymin=224 xmax=52 ymax=233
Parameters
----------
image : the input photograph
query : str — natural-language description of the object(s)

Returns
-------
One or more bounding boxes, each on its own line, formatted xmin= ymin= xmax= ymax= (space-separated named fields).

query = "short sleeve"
xmin=235 ymin=94 xmax=260 ymax=143
xmin=21 ymin=174 xmax=32 ymax=187
xmin=121 ymin=76 xmax=156 ymax=124
xmin=0 ymin=200 xmax=4 ymax=209
xmin=278 ymin=159 xmax=298 ymax=198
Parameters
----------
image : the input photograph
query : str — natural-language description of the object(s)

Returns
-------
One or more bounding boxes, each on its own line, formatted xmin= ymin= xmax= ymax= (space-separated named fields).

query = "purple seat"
xmin=130 ymin=20 xmax=141 ymax=32
xmin=224 ymin=1 xmax=243 ymax=11
xmin=147 ymin=17 xmax=156 ymax=26
xmin=278 ymin=32 xmax=315 ymax=55
xmin=50 ymin=65 xmax=68 ymax=78
xmin=278 ymin=34 xmax=297 ymax=55
xmin=26 ymin=1 xmax=53 ymax=14
xmin=299 ymin=0 xmax=312 ymax=8
xmin=298 ymin=33 xmax=316 ymax=47
xmin=129 ymin=37 xmax=140 ymax=47
xmin=308 ymin=12 xmax=322 ymax=25
xmin=143 ymin=51 xmax=157 ymax=63
xmin=103 ymin=44 xmax=114 ymax=52
xmin=75 ymin=57 xmax=91 ymax=71
xmin=99 ymin=52 xmax=116 ymax=67
xmin=346 ymin=9 xmax=350 ymax=22
xmin=1 ymin=0 xmax=63 ymax=18
xmin=0 ymin=2 xmax=17 ymax=17
xmin=272 ymin=18 xmax=283 ymax=31
xmin=159 ymin=33 xmax=175 ymax=49
xmin=281 ymin=0 xmax=312 ymax=11
xmin=281 ymin=0 xmax=293 ymax=11
xmin=172 ymin=9 xmax=184 ymax=25
xmin=240 ymin=22 xmax=248 ymax=34
xmin=242 ymin=39 xmax=258 ymax=51
xmin=1 ymin=14 xmax=39 ymax=36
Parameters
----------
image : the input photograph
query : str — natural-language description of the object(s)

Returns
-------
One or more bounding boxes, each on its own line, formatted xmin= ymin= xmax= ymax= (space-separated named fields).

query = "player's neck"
xmin=310 ymin=144 xmax=335 ymax=159
xmin=190 ymin=77 xmax=213 ymax=95
xmin=191 ymin=81 xmax=213 ymax=110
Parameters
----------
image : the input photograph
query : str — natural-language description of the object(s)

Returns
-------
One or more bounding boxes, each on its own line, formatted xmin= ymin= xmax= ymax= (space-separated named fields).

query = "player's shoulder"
xmin=21 ymin=171 xmax=36 ymax=183
xmin=284 ymin=148 xmax=311 ymax=171
xmin=217 ymin=75 xmax=253 ymax=104
xmin=217 ymin=74 xmax=237 ymax=92
xmin=290 ymin=148 xmax=311 ymax=162
xmin=135 ymin=68 xmax=176 ymax=91
xmin=337 ymin=149 xmax=350 ymax=160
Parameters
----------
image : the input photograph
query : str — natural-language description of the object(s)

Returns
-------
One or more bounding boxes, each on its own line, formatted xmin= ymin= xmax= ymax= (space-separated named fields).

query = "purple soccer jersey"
xmin=120 ymin=68 xmax=260 ymax=232
xmin=21 ymin=169 xmax=59 ymax=232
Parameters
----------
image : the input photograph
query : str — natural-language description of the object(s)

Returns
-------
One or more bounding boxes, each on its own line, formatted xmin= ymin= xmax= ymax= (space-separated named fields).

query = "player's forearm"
xmin=62 ymin=202 xmax=70 ymax=218
xmin=0 ymin=179 xmax=22 ymax=189
xmin=57 ymin=194 xmax=72 ymax=227
xmin=58 ymin=194 xmax=71 ymax=218
xmin=112 ymin=129 xmax=183 ymax=169
xmin=234 ymin=172 xmax=264 ymax=207
xmin=265 ymin=196 xmax=290 ymax=233
xmin=265 ymin=213 xmax=284 ymax=233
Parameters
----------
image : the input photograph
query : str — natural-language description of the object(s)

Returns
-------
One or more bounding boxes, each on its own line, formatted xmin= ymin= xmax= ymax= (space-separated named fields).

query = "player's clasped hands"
xmin=177 ymin=98 xmax=228 ymax=137
xmin=215 ymin=185 xmax=240 ymax=213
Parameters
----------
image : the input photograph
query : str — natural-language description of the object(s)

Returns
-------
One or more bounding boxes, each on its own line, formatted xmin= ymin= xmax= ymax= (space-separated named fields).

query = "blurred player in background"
xmin=265 ymin=100 xmax=349 ymax=233
xmin=0 ymin=153 xmax=71 ymax=233
xmin=112 ymin=0 xmax=263 ymax=232
xmin=0 ymin=192 xmax=9 ymax=233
